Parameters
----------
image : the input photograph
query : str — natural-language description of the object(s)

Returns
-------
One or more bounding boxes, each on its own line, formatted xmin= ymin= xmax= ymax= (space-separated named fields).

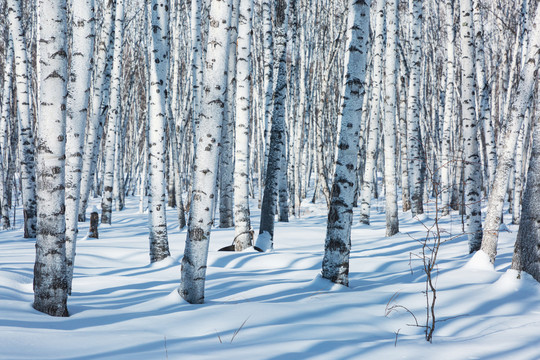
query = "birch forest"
xmin=1 ymin=0 xmax=540 ymax=330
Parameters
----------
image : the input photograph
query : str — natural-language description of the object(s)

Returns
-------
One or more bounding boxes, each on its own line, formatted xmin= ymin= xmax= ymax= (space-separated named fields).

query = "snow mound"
xmin=464 ymin=250 xmax=495 ymax=271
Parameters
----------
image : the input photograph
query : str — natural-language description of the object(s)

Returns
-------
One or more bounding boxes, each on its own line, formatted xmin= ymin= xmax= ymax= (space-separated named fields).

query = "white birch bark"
xmin=261 ymin=0 xmax=273 ymax=166
xmin=383 ymin=0 xmax=399 ymax=236
xmin=191 ymin=0 xmax=203 ymax=128
xmin=321 ymin=0 xmax=369 ymax=286
xmin=511 ymin=121 xmax=540 ymax=282
xmin=179 ymin=0 xmax=232 ymax=304
xmin=441 ymin=0 xmax=455 ymax=215
xmin=460 ymin=0 xmax=483 ymax=252
xmin=407 ymin=0 xmax=425 ymax=217
xmin=473 ymin=0 xmax=496 ymax=189
xmin=233 ymin=0 xmax=254 ymax=251
xmin=33 ymin=0 xmax=69 ymax=317
xmin=512 ymin=117 xmax=528 ymax=225
xmin=101 ymin=0 xmax=124 ymax=225
xmin=7 ymin=0 xmax=37 ymax=238
xmin=219 ymin=0 xmax=238 ymax=228
xmin=0 ymin=40 xmax=13 ymax=230
xmin=359 ymin=0 xmax=385 ymax=225
xmin=481 ymin=6 xmax=540 ymax=263
xmin=148 ymin=0 xmax=171 ymax=263
xmin=65 ymin=0 xmax=95 ymax=292
xmin=78 ymin=0 xmax=115 ymax=221
xmin=256 ymin=0 xmax=288 ymax=251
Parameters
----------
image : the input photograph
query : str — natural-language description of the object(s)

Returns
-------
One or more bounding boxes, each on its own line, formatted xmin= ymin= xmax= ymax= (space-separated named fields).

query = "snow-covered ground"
xmin=2 ymin=196 xmax=540 ymax=359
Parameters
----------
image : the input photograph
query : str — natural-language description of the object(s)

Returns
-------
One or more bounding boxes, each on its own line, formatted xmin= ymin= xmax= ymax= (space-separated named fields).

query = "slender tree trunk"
xmin=7 ymin=0 xmax=37 ymax=238
xmin=256 ymin=0 xmax=288 ymax=251
xmin=179 ymin=0 xmax=232 ymax=304
xmin=460 ymin=0 xmax=483 ymax=252
xmin=383 ymin=0 xmax=399 ymax=236
xmin=219 ymin=0 xmax=238 ymax=229
xmin=441 ymin=0 xmax=455 ymax=215
xmin=78 ymin=0 xmax=116 ymax=222
xmin=33 ymin=0 xmax=69 ymax=317
xmin=101 ymin=0 xmax=125 ymax=225
xmin=407 ymin=0 xmax=425 ymax=217
xmin=0 ymin=39 xmax=13 ymax=230
xmin=233 ymin=0 xmax=254 ymax=251
xmin=322 ymin=0 xmax=369 ymax=286
xmin=359 ymin=0 xmax=385 ymax=225
xmin=148 ymin=0 xmax=171 ymax=263
xmin=65 ymin=0 xmax=95 ymax=293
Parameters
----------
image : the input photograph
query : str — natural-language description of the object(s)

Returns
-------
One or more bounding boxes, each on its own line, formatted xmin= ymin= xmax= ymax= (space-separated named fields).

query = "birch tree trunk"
xmin=65 ymin=0 xmax=95 ymax=293
xmin=78 ymin=0 xmax=115 ymax=222
xmin=101 ymin=0 xmax=125 ymax=225
xmin=383 ymin=0 xmax=399 ymax=236
xmin=460 ymin=0 xmax=483 ymax=253
xmin=359 ymin=0 xmax=385 ymax=225
xmin=7 ymin=0 xmax=37 ymax=238
xmin=511 ymin=121 xmax=540 ymax=282
xmin=481 ymin=7 xmax=540 ymax=263
xmin=256 ymin=0 xmax=288 ymax=251
xmin=233 ymin=0 xmax=254 ymax=251
xmin=441 ymin=0 xmax=455 ymax=215
xmin=407 ymin=0 xmax=426 ymax=217
xmin=322 ymin=0 xmax=369 ymax=286
xmin=179 ymin=0 xmax=232 ymax=304
xmin=473 ymin=0 xmax=496 ymax=189
xmin=33 ymin=0 xmax=69 ymax=317
xmin=219 ymin=0 xmax=238 ymax=228
xmin=0 ymin=39 xmax=13 ymax=230
xmin=148 ymin=0 xmax=171 ymax=263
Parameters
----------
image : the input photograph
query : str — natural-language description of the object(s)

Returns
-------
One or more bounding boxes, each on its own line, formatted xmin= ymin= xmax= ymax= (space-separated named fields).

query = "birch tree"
xmin=383 ymin=0 xmax=399 ymax=236
xmin=460 ymin=0 xmax=483 ymax=253
xmin=441 ymin=0 xmax=455 ymax=215
xmin=233 ymin=0 xmax=254 ymax=251
xmin=101 ymin=0 xmax=125 ymax=225
xmin=7 ymin=0 xmax=37 ymax=238
xmin=33 ymin=0 xmax=69 ymax=317
xmin=78 ymin=0 xmax=115 ymax=221
xmin=359 ymin=0 xmax=385 ymax=225
xmin=481 ymin=6 xmax=540 ymax=263
xmin=0 ymin=38 xmax=13 ymax=230
xmin=511 ymin=121 xmax=540 ymax=282
xmin=256 ymin=0 xmax=288 ymax=251
xmin=321 ymin=0 xmax=369 ymax=286
xmin=407 ymin=0 xmax=426 ymax=217
xmin=148 ymin=0 xmax=171 ymax=263
xmin=65 ymin=0 xmax=95 ymax=292
xmin=179 ymin=0 xmax=233 ymax=304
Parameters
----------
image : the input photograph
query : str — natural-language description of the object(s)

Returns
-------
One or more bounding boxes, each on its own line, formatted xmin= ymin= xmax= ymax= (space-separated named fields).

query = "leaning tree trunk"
xmin=233 ymin=0 xmax=254 ymax=251
xmin=481 ymin=6 xmax=540 ymax=263
xmin=65 ymin=0 xmax=95 ymax=293
xmin=147 ymin=0 xmax=171 ymax=263
xmin=321 ymin=0 xmax=369 ymax=286
xmin=7 ymin=0 xmax=37 ymax=238
xmin=33 ymin=0 xmax=69 ymax=317
xmin=460 ymin=0 xmax=483 ymax=253
xmin=179 ymin=0 xmax=233 ymax=304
